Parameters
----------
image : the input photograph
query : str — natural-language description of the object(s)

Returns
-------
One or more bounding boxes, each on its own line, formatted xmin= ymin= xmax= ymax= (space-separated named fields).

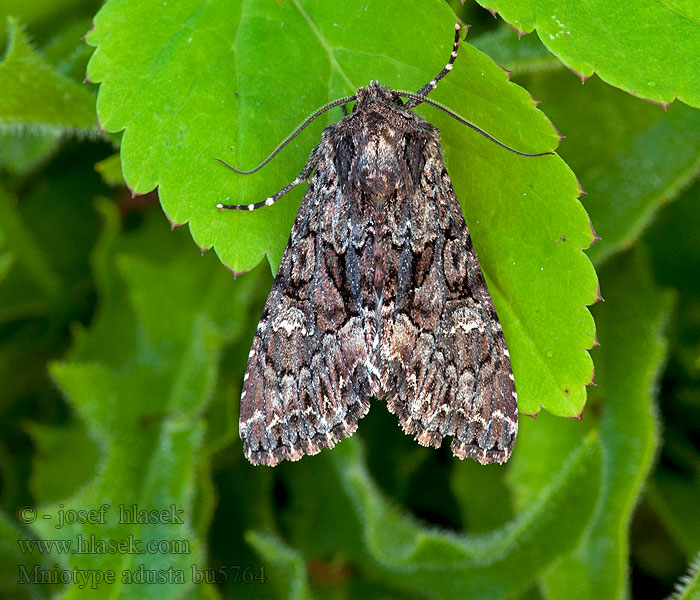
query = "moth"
xmin=218 ymin=24 xmax=550 ymax=467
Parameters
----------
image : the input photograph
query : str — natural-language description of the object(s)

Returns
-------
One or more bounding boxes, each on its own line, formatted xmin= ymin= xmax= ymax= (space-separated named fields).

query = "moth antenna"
xmin=216 ymin=95 xmax=357 ymax=175
xmin=218 ymin=140 xmax=325 ymax=211
xmin=399 ymin=91 xmax=554 ymax=158
xmin=406 ymin=23 xmax=462 ymax=108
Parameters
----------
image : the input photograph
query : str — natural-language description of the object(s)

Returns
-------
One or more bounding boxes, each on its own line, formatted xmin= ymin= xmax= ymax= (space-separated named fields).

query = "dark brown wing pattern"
xmin=377 ymin=135 xmax=518 ymax=464
xmin=239 ymin=135 xmax=374 ymax=466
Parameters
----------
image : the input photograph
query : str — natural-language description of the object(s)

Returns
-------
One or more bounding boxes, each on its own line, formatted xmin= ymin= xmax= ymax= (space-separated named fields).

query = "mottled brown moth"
xmin=218 ymin=24 xmax=551 ymax=466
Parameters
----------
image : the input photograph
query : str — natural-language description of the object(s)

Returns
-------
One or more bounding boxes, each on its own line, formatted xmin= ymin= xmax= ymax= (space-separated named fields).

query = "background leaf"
xmin=476 ymin=0 xmax=700 ymax=107
xmin=245 ymin=530 xmax=310 ymax=600
xmin=0 ymin=17 xmax=97 ymax=136
xmin=473 ymin=25 xmax=700 ymax=268
xmin=0 ymin=5 xmax=101 ymax=176
xmin=544 ymin=249 xmax=672 ymax=599
xmin=17 ymin=201 xmax=268 ymax=598
xmin=329 ymin=433 xmax=601 ymax=599
xmin=669 ymin=551 xmax=700 ymax=600
xmin=520 ymin=72 xmax=700 ymax=266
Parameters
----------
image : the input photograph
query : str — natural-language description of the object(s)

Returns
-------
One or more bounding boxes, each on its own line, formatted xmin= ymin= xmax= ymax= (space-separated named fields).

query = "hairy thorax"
xmin=352 ymin=115 xmax=403 ymax=199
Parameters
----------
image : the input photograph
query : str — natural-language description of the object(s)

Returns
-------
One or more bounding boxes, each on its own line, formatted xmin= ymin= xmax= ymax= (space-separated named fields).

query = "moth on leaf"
xmin=218 ymin=24 xmax=551 ymax=466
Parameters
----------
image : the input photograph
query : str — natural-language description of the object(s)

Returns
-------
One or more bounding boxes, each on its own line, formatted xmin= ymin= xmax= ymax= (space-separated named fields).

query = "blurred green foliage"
xmin=1 ymin=1 xmax=699 ymax=599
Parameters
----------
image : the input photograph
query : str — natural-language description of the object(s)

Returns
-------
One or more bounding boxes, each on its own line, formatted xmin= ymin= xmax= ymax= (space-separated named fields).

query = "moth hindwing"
xmin=219 ymin=24 xmax=539 ymax=466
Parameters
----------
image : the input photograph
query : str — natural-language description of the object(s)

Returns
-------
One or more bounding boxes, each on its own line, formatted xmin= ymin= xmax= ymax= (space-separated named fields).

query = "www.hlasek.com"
xmin=18 ymin=534 xmax=190 ymax=556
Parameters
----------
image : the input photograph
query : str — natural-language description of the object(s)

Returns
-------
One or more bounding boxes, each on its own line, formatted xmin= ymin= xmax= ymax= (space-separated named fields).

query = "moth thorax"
xmin=354 ymin=145 xmax=401 ymax=197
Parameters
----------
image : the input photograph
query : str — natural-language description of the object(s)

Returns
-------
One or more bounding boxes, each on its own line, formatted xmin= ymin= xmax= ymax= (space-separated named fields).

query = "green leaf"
xmin=0 ymin=17 xmax=100 ymax=174
xmin=522 ymin=73 xmax=700 ymax=266
xmin=0 ymin=510 xmax=57 ymax=599
xmin=0 ymin=250 xmax=12 ymax=282
xmin=26 ymin=202 xmax=269 ymax=597
xmin=330 ymin=433 xmax=601 ymax=599
xmin=279 ymin=450 xmax=363 ymax=562
xmin=507 ymin=411 xmax=592 ymax=513
xmin=669 ymin=551 xmax=700 ymax=600
xmin=26 ymin=421 xmax=99 ymax=504
xmin=0 ymin=184 xmax=62 ymax=304
xmin=644 ymin=181 xmax=700 ymax=562
xmin=245 ymin=530 xmax=311 ymax=600
xmin=477 ymin=29 xmax=700 ymax=268
xmin=0 ymin=0 xmax=99 ymax=45
xmin=41 ymin=362 xmax=212 ymax=598
xmin=0 ymin=152 xmax=103 ymax=327
xmin=476 ymin=0 xmax=700 ymax=107
xmin=0 ymin=17 xmax=97 ymax=136
xmin=646 ymin=178 xmax=700 ymax=362
xmin=94 ymin=153 xmax=124 ymax=186
xmin=647 ymin=448 xmax=700 ymax=560
xmin=0 ymin=131 xmax=61 ymax=173
xmin=86 ymin=0 xmax=597 ymax=416
xmin=531 ymin=248 xmax=672 ymax=599
xmin=41 ymin=19 xmax=95 ymax=82
xmin=472 ymin=25 xmax=561 ymax=74
xmin=450 ymin=459 xmax=512 ymax=533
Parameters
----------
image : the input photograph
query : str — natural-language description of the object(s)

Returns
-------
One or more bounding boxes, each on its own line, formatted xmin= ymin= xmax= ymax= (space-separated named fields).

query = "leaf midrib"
xmin=290 ymin=0 xmax=356 ymax=94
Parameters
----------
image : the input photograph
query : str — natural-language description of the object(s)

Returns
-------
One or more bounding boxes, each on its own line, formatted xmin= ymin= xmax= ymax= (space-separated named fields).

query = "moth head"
xmin=354 ymin=82 xmax=406 ymax=113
